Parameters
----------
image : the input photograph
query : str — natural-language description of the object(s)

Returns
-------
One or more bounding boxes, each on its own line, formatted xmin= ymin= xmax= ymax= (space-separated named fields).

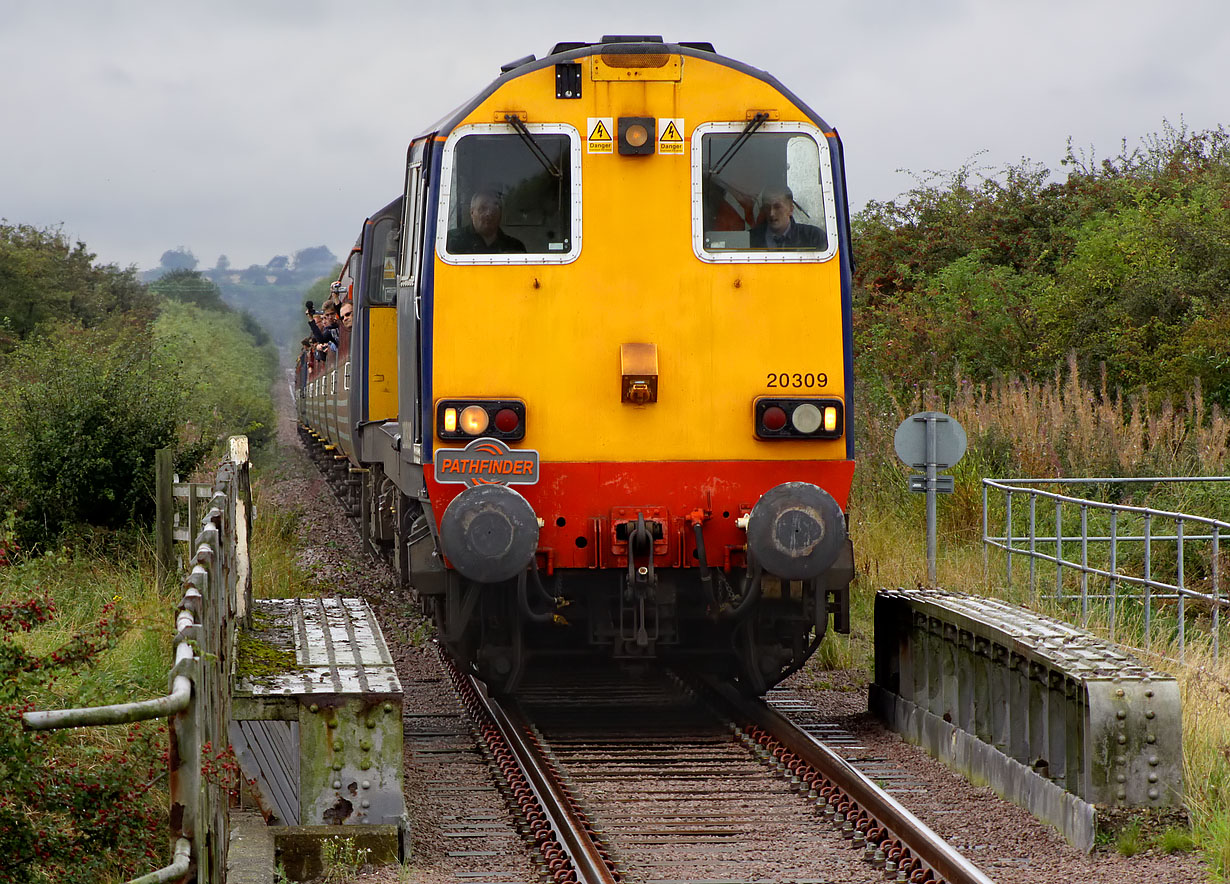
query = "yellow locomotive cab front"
xmin=303 ymin=37 xmax=857 ymax=694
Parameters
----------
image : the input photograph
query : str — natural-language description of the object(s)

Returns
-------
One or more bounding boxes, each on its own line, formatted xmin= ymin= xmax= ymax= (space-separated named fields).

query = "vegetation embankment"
xmin=0 ymin=222 xmax=284 ymax=882
xmin=813 ymin=123 xmax=1230 ymax=875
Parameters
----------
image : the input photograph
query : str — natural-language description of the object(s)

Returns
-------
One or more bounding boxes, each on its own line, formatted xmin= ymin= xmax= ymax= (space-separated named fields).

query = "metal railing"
xmin=982 ymin=476 xmax=1230 ymax=662
xmin=23 ymin=436 xmax=252 ymax=884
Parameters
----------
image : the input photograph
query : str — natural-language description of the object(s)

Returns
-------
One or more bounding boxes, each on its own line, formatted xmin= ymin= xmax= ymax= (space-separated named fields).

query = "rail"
xmin=982 ymin=476 xmax=1230 ymax=662
xmin=23 ymin=436 xmax=252 ymax=884
xmin=441 ymin=650 xmax=618 ymax=884
xmin=711 ymin=680 xmax=995 ymax=884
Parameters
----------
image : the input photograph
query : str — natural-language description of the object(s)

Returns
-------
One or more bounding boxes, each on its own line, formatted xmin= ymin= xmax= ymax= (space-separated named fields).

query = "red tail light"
xmin=494 ymin=408 xmax=520 ymax=433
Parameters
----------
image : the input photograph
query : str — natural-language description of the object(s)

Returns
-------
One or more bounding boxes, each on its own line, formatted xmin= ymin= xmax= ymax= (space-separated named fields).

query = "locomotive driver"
xmin=447 ymin=191 xmax=527 ymax=254
xmin=750 ymin=187 xmax=826 ymax=250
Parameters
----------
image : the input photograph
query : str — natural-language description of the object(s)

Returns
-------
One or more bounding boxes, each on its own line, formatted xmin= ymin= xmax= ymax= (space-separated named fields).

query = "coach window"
xmin=437 ymin=123 xmax=582 ymax=264
xmin=692 ymin=122 xmax=837 ymax=263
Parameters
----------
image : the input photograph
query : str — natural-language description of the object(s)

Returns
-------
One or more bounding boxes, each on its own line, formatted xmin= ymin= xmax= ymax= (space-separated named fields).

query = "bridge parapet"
xmin=871 ymin=587 xmax=1182 ymax=852
xmin=230 ymin=595 xmax=405 ymax=845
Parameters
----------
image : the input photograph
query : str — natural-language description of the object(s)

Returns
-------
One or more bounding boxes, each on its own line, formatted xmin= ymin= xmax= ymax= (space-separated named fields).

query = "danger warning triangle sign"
xmin=660 ymin=120 xmax=682 ymax=142
xmin=589 ymin=120 xmax=611 ymax=141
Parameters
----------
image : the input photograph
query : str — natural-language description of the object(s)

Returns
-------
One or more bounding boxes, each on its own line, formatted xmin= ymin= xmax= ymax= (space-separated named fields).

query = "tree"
xmin=304 ymin=269 xmax=342 ymax=307
xmin=239 ymin=264 xmax=269 ymax=285
xmin=292 ymin=245 xmax=338 ymax=277
xmin=851 ymin=123 xmax=1230 ymax=406
xmin=158 ymin=247 xmax=197 ymax=272
xmin=0 ymin=322 xmax=184 ymax=545
xmin=0 ymin=223 xmax=153 ymax=346
xmin=148 ymin=269 xmax=230 ymax=312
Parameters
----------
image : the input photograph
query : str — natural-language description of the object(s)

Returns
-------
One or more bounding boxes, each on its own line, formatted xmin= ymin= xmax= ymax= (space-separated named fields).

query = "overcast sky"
xmin=2 ymin=0 xmax=1227 ymax=272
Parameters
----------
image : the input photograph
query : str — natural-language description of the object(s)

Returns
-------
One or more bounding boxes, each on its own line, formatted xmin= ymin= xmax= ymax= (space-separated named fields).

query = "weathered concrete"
xmin=231 ymin=596 xmax=406 ymax=830
xmin=273 ymin=824 xmax=402 ymax=882
xmin=225 ymin=811 xmax=277 ymax=884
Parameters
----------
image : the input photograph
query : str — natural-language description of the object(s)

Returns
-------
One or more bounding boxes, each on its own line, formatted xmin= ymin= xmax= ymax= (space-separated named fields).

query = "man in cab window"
xmin=447 ymin=191 xmax=527 ymax=254
xmin=750 ymin=187 xmax=826 ymax=250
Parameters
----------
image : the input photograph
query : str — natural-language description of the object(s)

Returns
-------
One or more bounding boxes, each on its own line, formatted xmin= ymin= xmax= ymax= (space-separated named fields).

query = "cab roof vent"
xmin=548 ymin=37 xmax=711 ymax=57
xmin=599 ymin=34 xmax=663 ymax=44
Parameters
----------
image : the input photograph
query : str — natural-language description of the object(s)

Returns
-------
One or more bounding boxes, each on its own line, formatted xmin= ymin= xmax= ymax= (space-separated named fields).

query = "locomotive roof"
xmin=415 ymin=37 xmax=834 ymax=144
xmin=351 ymin=195 xmax=402 ymax=250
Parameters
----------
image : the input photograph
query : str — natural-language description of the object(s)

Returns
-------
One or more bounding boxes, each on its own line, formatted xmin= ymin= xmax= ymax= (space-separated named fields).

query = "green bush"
xmin=853 ymin=122 xmax=1230 ymax=408
xmin=0 ymin=223 xmax=156 ymax=346
xmin=152 ymin=300 xmax=279 ymax=453
xmin=0 ymin=322 xmax=184 ymax=548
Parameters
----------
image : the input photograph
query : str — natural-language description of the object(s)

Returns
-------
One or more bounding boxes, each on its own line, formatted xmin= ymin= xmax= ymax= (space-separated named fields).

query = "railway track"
xmin=439 ymin=653 xmax=995 ymax=884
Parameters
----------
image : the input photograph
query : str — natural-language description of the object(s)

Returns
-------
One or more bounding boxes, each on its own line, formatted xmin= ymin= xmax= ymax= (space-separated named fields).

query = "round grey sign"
xmin=894 ymin=411 xmax=967 ymax=470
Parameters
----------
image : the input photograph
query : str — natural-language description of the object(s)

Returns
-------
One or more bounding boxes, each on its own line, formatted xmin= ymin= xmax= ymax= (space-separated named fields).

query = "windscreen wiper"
xmin=505 ymin=114 xmax=562 ymax=180
xmin=707 ymin=112 xmax=770 ymax=176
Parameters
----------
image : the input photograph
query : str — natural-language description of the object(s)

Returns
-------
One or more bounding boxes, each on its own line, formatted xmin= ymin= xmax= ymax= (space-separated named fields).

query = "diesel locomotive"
xmin=297 ymin=36 xmax=856 ymax=694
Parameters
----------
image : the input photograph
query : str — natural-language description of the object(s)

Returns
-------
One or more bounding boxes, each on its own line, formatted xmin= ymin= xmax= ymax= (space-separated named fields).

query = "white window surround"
xmin=435 ymin=122 xmax=583 ymax=266
xmin=690 ymin=121 xmax=838 ymax=265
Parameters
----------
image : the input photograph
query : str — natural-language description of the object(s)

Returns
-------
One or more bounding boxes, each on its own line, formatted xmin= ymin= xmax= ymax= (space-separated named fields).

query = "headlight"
xmin=436 ymin=399 xmax=526 ymax=441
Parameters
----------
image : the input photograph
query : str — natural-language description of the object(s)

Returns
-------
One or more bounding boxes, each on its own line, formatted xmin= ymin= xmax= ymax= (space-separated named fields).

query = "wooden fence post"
xmin=155 ymin=447 xmax=174 ymax=584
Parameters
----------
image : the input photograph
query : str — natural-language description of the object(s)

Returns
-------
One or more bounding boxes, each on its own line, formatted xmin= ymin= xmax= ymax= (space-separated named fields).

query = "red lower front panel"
xmin=424 ymin=459 xmax=855 ymax=572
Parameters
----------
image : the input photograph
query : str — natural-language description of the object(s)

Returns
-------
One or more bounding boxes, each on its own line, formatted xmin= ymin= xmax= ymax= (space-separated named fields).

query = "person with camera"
xmin=306 ymin=300 xmax=341 ymax=347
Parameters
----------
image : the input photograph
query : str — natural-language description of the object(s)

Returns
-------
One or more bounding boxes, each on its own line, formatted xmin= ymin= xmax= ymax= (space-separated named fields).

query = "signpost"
xmin=894 ymin=412 xmax=967 ymax=583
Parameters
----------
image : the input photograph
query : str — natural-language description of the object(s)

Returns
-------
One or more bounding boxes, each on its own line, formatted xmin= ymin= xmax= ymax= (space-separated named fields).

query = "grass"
xmin=0 ymin=532 xmax=175 ymax=709
xmin=818 ymin=499 xmax=1230 ymax=870
xmin=0 ymin=442 xmax=315 ymax=882
xmin=249 ymin=486 xmax=310 ymax=600
xmin=0 ymin=533 xmax=173 ymax=883
xmin=320 ymin=835 xmax=372 ymax=883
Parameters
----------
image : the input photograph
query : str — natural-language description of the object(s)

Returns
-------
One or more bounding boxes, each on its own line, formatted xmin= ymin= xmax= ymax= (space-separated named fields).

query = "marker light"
xmin=618 ymin=116 xmax=656 ymax=155
xmin=443 ymin=408 xmax=458 ymax=433
xmin=762 ymin=406 xmax=787 ymax=432
xmin=494 ymin=408 xmax=520 ymax=433
xmin=791 ymin=403 xmax=823 ymax=434
xmin=824 ymin=406 xmax=838 ymax=433
xmin=459 ymin=405 xmax=490 ymax=435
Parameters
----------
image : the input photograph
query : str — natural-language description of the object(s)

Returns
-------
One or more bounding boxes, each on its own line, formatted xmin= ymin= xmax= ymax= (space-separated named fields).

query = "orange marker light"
xmin=443 ymin=408 xmax=458 ymax=433
xmin=824 ymin=406 xmax=838 ymax=433
xmin=459 ymin=405 xmax=490 ymax=435
xmin=618 ymin=117 xmax=655 ymax=155
xmin=625 ymin=124 xmax=649 ymax=148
